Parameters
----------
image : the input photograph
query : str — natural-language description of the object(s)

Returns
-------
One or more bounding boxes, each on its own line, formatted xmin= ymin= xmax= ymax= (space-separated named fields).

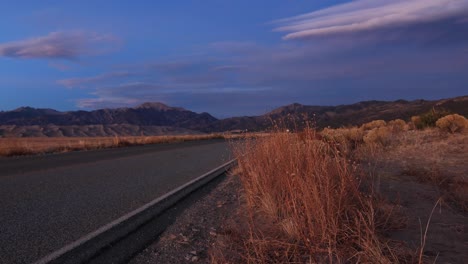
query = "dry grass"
xmin=335 ymin=118 xmax=468 ymax=212
xmin=212 ymin=128 xmax=409 ymax=263
xmin=0 ymin=133 xmax=264 ymax=157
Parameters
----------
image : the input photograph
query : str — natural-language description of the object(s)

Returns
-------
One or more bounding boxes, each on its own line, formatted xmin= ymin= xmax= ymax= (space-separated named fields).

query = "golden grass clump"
xmin=436 ymin=114 xmax=468 ymax=134
xmin=225 ymin=128 xmax=398 ymax=263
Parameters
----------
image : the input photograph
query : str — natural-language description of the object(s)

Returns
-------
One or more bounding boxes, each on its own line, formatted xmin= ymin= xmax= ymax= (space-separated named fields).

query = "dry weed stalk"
xmin=418 ymin=198 xmax=442 ymax=264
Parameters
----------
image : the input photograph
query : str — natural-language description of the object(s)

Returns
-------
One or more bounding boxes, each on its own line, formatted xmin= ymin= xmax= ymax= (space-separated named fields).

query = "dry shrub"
xmin=363 ymin=127 xmax=392 ymax=146
xmin=320 ymin=127 xmax=364 ymax=153
xmin=320 ymin=128 xmax=350 ymax=154
xmin=412 ymin=109 xmax=451 ymax=130
xmin=388 ymin=119 xmax=408 ymax=133
xmin=436 ymin=114 xmax=468 ymax=133
xmin=345 ymin=127 xmax=365 ymax=142
xmin=361 ymin=120 xmax=387 ymax=131
xmin=224 ymin=128 xmax=402 ymax=263
xmin=320 ymin=127 xmax=346 ymax=142
xmin=410 ymin=116 xmax=421 ymax=130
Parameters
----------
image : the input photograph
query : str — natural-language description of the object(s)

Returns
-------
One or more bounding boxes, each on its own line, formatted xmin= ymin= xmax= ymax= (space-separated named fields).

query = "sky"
xmin=1 ymin=0 xmax=467 ymax=117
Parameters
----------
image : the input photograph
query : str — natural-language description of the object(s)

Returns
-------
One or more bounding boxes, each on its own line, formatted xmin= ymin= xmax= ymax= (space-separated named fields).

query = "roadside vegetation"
xmin=211 ymin=112 xmax=467 ymax=263
xmin=0 ymin=133 xmax=260 ymax=157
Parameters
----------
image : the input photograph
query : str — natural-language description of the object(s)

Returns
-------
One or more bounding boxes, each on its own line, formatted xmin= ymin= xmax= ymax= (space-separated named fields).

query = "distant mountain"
xmin=0 ymin=102 xmax=217 ymax=131
xmin=202 ymin=95 xmax=468 ymax=132
xmin=1 ymin=96 xmax=467 ymax=137
xmin=0 ymin=124 xmax=202 ymax=137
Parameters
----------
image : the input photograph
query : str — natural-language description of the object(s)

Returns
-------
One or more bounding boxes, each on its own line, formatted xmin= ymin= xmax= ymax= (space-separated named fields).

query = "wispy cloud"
xmin=76 ymin=97 xmax=141 ymax=109
xmin=57 ymin=71 xmax=132 ymax=88
xmin=210 ymin=41 xmax=259 ymax=53
xmin=0 ymin=31 xmax=119 ymax=60
xmin=48 ymin=61 xmax=72 ymax=71
xmin=211 ymin=65 xmax=245 ymax=72
xmin=275 ymin=0 xmax=468 ymax=40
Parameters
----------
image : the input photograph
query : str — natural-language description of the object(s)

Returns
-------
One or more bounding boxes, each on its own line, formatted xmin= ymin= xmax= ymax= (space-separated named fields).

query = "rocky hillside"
xmin=1 ymin=96 xmax=467 ymax=137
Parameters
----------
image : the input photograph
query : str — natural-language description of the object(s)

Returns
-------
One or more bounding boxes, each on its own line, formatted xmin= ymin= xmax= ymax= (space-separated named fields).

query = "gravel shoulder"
xmin=130 ymin=174 xmax=242 ymax=264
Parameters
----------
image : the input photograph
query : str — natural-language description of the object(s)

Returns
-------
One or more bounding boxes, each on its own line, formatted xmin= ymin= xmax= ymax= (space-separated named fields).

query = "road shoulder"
xmin=129 ymin=174 xmax=241 ymax=264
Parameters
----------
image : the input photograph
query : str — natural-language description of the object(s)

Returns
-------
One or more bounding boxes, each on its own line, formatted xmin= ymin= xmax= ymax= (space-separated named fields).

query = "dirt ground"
xmin=370 ymin=130 xmax=468 ymax=263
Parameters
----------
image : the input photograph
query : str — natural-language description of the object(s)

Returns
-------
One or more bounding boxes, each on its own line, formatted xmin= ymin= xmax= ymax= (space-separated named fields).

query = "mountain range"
xmin=1 ymin=96 xmax=467 ymax=137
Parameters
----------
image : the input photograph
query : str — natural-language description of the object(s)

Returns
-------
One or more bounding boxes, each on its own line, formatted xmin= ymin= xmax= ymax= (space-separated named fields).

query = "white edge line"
xmin=34 ymin=159 xmax=236 ymax=264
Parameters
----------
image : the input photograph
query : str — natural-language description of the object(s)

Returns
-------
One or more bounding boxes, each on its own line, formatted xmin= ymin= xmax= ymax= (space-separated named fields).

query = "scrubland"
xmin=211 ymin=113 xmax=467 ymax=263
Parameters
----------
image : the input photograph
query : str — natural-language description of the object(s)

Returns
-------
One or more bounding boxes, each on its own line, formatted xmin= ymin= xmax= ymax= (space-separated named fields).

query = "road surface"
xmin=0 ymin=139 xmax=232 ymax=264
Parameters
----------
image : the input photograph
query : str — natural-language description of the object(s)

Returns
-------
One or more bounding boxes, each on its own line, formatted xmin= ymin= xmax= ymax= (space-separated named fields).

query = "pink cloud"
xmin=57 ymin=71 xmax=131 ymax=88
xmin=76 ymin=97 xmax=141 ymax=109
xmin=0 ymin=31 xmax=120 ymax=60
xmin=275 ymin=0 xmax=468 ymax=40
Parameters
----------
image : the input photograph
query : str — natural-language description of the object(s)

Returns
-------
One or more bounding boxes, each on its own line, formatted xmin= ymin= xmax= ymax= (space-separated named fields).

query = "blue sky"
xmin=1 ymin=0 xmax=467 ymax=117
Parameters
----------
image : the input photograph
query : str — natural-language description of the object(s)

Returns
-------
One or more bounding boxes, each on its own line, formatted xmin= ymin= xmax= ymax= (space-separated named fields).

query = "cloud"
xmin=275 ymin=0 xmax=468 ymax=40
xmin=76 ymin=83 xmax=168 ymax=108
xmin=48 ymin=61 xmax=71 ymax=71
xmin=211 ymin=65 xmax=245 ymax=72
xmin=146 ymin=61 xmax=194 ymax=73
xmin=76 ymin=97 xmax=141 ymax=109
xmin=210 ymin=41 xmax=259 ymax=53
xmin=57 ymin=71 xmax=132 ymax=88
xmin=0 ymin=31 xmax=119 ymax=60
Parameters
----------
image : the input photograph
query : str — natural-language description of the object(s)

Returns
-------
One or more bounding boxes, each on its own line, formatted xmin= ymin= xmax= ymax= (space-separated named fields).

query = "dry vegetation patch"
xmin=369 ymin=129 xmax=468 ymax=212
xmin=351 ymin=121 xmax=467 ymax=263
xmin=0 ymin=134 xmax=242 ymax=157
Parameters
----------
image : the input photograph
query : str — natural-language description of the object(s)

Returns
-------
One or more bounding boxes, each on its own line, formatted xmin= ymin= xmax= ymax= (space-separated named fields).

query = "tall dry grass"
xmin=214 ymin=128 xmax=404 ymax=263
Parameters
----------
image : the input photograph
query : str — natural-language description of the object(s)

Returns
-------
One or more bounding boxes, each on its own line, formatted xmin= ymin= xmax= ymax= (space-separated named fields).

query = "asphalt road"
xmin=0 ymin=139 xmax=232 ymax=264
